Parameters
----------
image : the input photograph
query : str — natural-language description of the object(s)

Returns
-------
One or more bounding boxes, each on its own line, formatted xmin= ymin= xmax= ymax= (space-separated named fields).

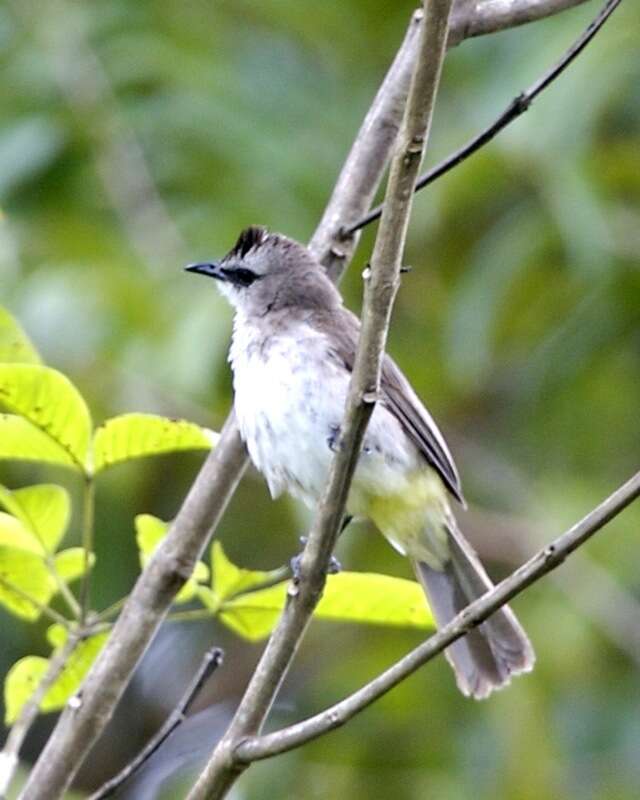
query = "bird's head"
xmin=185 ymin=226 xmax=341 ymax=316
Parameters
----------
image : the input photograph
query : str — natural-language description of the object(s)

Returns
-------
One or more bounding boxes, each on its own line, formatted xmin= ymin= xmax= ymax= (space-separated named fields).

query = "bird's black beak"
xmin=184 ymin=261 xmax=226 ymax=280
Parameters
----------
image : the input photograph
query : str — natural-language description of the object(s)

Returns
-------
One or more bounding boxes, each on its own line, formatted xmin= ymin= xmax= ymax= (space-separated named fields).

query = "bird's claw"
xmin=290 ymin=536 xmax=341 ymax=582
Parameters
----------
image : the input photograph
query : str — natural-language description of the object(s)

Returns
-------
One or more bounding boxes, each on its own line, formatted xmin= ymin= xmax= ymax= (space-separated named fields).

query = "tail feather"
xmin=414 ymin=525 xmax=535 ymax=700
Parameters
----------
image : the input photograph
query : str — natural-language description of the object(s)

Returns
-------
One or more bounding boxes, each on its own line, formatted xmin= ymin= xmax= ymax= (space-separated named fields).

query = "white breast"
xmin=229 ymin=313 xmax=421 ymax=509
xmin=230 ymin=316 xmax=346 ymax=505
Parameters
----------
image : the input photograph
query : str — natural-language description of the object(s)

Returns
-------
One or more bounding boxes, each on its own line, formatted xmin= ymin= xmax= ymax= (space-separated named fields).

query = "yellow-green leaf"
xmin=196 ymin=585 xmax=220 ymax=612
xmin=0 ymin=512 xmax=41 ymax=554
xmin=4 ymin=657 xmax=48 ymax=725
xmin=134 ymin=514 xmax=209 ymax=604
xmin=54 ymin=548 xmax=95 ymax=583
xmin=93 ymin=413 xmax=217 ymax=473
xmin=0 ymin=365 xmax=91 ymax=468
xmin=220 ymin=572 xmax=434 ymax=642
xmin=0 ymin=414 xmax=76 ymax=468
xmin=135 ymin=513 xmax=167 ymax=557
xmin=0 ymin=546 xmax=56 ymax=620
xmin=46 ymin=623 xmax=67 ymax=648
xmin=219 ymin=585 xmax=285 ymax=641
xmin=212 ymin=541 xmax=280 ymax=601
xmin=0 ymin=484 xmax=70 ymax=553
xmin=0 ymin=306 xmax=41 ymax=365
xmin=315 ymin=572 xmax=434 ymax=628
xmin=4 ymin=631 xmax=109 ymax=724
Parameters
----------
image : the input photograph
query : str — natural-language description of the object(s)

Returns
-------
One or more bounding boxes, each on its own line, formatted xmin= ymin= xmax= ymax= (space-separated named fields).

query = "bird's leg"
xmin=290 ymin=515 xmax=353 ymax=582
xmin=327 ymin=424 xmax=341 ymax=452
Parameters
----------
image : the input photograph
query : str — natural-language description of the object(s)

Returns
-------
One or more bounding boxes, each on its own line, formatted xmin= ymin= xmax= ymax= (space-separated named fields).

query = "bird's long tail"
xmin=414 ymin=524 xmax=535 ymax=700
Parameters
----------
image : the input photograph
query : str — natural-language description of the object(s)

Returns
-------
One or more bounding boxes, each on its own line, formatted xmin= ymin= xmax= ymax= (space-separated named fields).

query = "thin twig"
xmin=185 ymin=2 xmax=456 ymax=798
xmin=236 ymin=471 xmax=640 ymax=761
xmin=448 ymin=0 xmax=591 ymax=45
xmin=88 ymin=647 xmax=224 ymax=800
xmin=346 ymin=0 xmax=622 ymax=235
xmin=0 ymin=632 xmax=80 ymax=800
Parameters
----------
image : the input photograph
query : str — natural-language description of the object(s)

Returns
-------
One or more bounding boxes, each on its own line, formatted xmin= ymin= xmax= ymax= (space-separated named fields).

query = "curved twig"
xmin=345 ymin=0 xmax=622 ymax=235
xmin=237 ymin=471 xmax=640 ymax=761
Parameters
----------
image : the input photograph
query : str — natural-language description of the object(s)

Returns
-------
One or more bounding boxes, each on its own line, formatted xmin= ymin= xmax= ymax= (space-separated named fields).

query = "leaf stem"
xmin=95 ymin=596 xmax=126 ymax=623
xmin=168 ymin=608 xmax=216 ymax=624
xmin=0 ymin=632 xmax=81 ymax=800
xmin=0 ymin=577 xmax=71 ymax=629
xmin=45 ymin=555 xmax=82 ymax=620
xmin=79 ymin=476 xmax=95 ymax=622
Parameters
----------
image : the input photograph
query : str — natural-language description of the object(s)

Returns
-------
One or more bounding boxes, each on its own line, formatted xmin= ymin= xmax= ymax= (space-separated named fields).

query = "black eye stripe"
xmin=221 ymin=267 xmax=260 ymax=287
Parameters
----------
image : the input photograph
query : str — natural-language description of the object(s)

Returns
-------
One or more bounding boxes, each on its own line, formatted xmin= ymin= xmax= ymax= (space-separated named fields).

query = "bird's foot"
xmin=327 ymin=425 xmax=341 ymax=452
xmin=290 ymin=536 xmax=342 ymax=582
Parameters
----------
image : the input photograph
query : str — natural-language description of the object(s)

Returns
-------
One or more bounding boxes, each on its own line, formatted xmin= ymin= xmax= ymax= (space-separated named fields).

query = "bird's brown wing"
xmin=320 ymin=308 xmax=464 ymax=504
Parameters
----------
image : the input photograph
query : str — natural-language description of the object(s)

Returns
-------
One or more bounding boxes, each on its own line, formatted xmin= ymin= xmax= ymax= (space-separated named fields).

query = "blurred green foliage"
xmin=1 ymin=0 xmax=639 ymax=798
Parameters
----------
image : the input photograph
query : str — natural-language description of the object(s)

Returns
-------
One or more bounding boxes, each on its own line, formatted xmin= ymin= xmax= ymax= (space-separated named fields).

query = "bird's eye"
xmin=223 ymin=267 xmax=260 ymax=287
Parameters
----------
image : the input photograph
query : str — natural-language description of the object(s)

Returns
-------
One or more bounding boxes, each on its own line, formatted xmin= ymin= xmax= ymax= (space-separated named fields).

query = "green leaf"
xmin=219 ymin=585 xmax=285 ymax=641
xmin=0 ymin=365 xmax=91 ymax=468
xmin=135 ymin=514 xmax=209 ymax=604
xmin=0 ymin=512 xmax=41 ymax=554
xmin=211 ymin=541 xmax=280 ymax=601
xmin=46 ymin=623 xmax=67 ymax=648
xmin=0 ymin=306 xmax=41 ymax=364
xmin=4 ymin=630 xmax=109 ymax=724
xmin=0 ymin=484 xmax=71 ymax=553
xmin=220 ymin=572 xmax=434 ymax=642
xmin=315 ymin=572 xmax=434 ymax=628
xmin=4 ymin=657 xmax=49 ymax=725
xmin=135 ymin=513 xmax=168 ymax=557
xmin=54 ymin=548 xmax=95 ymax=583
xmin=92 ymin=413 xmax=217 ymax=473
xmin=196 ymin=585 xmax=220 ymax=612
xmin=0 ymin=546 xmax=56 ymax=620
xmin=0 ymin=414 xmax=76 ymax=468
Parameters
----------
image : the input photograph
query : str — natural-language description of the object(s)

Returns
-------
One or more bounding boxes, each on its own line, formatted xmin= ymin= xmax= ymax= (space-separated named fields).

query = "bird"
xmin=186 ymin=225 xmax=535 ymax=699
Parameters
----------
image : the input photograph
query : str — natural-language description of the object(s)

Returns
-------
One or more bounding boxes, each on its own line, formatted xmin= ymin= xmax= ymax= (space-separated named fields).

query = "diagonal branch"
xmin=236 ymin=471 xmax=640 ymax=761
xmin=0 ymin=632 xmax=80 ymax=800
xmin=185 ymin=2 xmax=456 ymax=798
xmin=309 ymin=9 xmax=423 ymax=281
xmin=347 ymin=0 xmax=621 ymax=235
xmin=18 ymin=416 xmax=247 ymax=800
xmin=88 ymin=647 xmax=224 ymax=800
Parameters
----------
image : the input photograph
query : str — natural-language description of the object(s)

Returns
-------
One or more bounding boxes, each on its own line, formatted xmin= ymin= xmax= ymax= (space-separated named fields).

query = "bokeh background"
xmin=1 ymin=0 xmax=639 ymax=798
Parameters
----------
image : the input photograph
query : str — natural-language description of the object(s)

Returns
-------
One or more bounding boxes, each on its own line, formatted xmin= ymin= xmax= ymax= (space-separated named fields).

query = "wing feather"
xmin=318 ymin=308 xmax=464 ymax=504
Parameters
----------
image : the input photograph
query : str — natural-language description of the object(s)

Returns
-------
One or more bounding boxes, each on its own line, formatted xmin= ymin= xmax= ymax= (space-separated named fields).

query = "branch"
xmin=18 ymin=10 xmax=427 ymax=800
xmin=347 ymin=0 xmax=621 ymax=234
xmin=308 ymin=9 xmax=423 ymax=281
xmin=0 ymin=632 xmax=80 ymax=800
xmin=18 ymin=416 xmax=246 ymax=800
xmin=88 ymin=647 xmax=224 ymax=800
xmin=448 ymin=0 xmax=591 ymax=44
xmin=185 ymin=2 xmax=455 ymax=798
xmin=236 ymin=471 xmax=640 ymax=761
